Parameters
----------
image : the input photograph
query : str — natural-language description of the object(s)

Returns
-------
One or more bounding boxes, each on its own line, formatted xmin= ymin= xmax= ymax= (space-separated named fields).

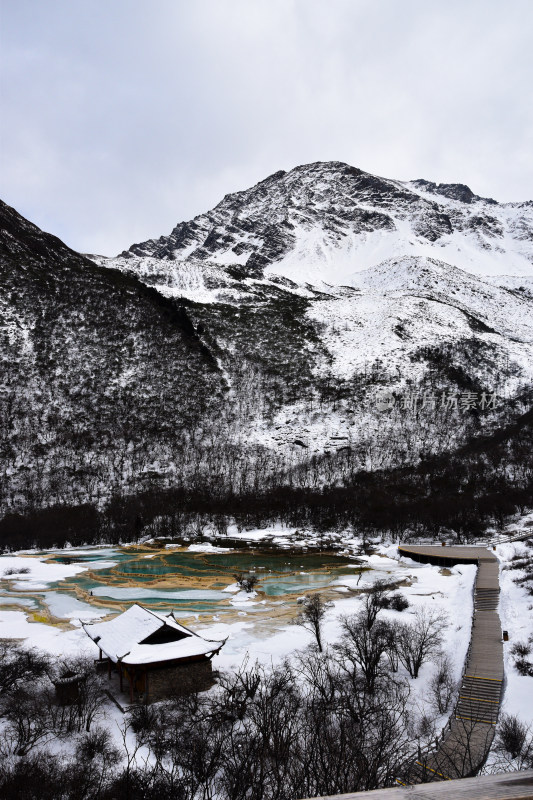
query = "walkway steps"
xmin=397 ymin=545 xmax=504 ymax=785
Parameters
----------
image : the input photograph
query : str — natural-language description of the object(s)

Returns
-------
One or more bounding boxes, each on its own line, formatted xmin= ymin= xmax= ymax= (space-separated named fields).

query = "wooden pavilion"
xmin=82 ymin=603 xmax=226 ymax=703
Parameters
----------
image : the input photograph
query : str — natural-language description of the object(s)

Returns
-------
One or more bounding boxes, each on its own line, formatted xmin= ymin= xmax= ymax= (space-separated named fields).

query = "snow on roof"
xmin=82 ymin=603 xmax=225 ymax=665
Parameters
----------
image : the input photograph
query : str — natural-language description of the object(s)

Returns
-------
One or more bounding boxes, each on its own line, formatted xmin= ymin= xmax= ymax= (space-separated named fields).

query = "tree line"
xmin=1 ymin=395 xmax=531 ymax=551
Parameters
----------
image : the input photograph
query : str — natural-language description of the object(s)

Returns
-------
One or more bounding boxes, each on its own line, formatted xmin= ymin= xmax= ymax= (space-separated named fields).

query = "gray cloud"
xmin=1 ymin=0 xmax=532 ymax=255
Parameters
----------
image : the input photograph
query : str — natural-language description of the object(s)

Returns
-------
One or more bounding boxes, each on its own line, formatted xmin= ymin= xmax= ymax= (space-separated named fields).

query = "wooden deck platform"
xmin=305 ymin=769 xmax=533 ymax=799
xmin=398 ymin=544 xmax=498 ymax=566
xmin=398 ymin=545 xmax=504 ymax=784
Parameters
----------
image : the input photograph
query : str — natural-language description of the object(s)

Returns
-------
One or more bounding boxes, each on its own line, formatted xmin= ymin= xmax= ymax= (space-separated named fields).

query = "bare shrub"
xmin=492 ymin=714 xmax=533 ymax=770
xmin=233 ymin=572 xmax=259 ymax=593
xmin=128 ymin=703 xmax=160 ymax=739
xmin=388 ymin=593 xmax=409 ymax=612
xmin=3 ymin=566 xmax=31 ymax=575
xmin=510 ymin=640 xmax=531 ymax=658
xmin=514 ymin=657 xmax=533 ymax=677
xmin=0 ymin=752 xmax=66 ymax=800
xmin=377 ymin=590 xmax=409 ymax=612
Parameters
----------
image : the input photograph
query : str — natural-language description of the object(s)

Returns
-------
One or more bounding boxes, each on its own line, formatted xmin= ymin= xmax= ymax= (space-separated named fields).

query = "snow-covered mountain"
xmin=1 ymin=162 xmax=533 ymax=523
xmin=97 ymin=160 xmax=533 ymax=449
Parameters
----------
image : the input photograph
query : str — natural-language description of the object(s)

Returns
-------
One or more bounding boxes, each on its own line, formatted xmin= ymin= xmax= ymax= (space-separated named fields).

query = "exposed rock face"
xmin=409 ymin=179 xmax=495 ymax=205
xmin=117 ymin=161 xmax=533 ymax=284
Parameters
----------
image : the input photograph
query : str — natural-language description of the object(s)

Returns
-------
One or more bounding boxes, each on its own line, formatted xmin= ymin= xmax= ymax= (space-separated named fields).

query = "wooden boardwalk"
xmin=397 ymin=545 xmax=504 ymax=784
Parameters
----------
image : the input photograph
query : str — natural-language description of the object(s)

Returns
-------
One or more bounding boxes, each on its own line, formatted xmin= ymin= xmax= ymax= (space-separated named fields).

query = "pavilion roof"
xmin=82 ymin=603 xmax=225 ymax=665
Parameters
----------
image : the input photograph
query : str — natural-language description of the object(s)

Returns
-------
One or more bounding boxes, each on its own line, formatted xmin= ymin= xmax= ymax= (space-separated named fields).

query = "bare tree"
xmin=337 ymin=614 xmax=394 ymax=694
xmin=361 ymin=580 xmax=393 ymax=630
xmin=429 ymin=655 xmax=457 ymax=714
xmin=2 ymin=684 xmax=55 ymax=756
xmin=0 ymin=641 xmax=49 ymax=697
xmin=383 ymin=620 xmax=400 ymax=673
xmin=67 ymin=726 xmax=122 ymax=799
xmin=395 ymin=607 xmax=446 ymax=679
xmin=294 ymin=593 xmax=330 ymax=652
xmin=112 ymin=646 xmax=419 ymax=799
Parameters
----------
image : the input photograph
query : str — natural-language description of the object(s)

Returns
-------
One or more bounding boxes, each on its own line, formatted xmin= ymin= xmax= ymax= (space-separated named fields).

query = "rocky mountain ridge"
xmin=113 ymin=161 xmax=533 ymax=287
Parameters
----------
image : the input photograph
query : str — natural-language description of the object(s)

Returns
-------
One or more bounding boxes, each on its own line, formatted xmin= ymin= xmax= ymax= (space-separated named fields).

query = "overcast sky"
xmin=1 ymin=0 xmax=532 ymax=256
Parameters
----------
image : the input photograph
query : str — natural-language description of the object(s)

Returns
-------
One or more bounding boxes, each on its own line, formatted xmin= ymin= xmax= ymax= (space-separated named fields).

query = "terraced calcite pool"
xmin=0 ymin=542 xmax=378 ymax=627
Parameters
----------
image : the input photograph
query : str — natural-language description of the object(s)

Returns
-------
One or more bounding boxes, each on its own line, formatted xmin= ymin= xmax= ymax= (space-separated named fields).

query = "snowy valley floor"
xmin=1 ymin=519 xmax=533 ymax=764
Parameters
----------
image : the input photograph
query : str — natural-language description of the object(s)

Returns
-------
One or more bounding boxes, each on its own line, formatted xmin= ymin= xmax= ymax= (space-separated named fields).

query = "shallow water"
xmin=0 ymin=543 xmax=373 ymax=624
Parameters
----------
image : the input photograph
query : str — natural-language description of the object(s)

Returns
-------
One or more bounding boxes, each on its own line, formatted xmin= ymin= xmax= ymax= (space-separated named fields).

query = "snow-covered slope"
xmin=347 ymin=256 xmax=533 ymax=342
xmin=90 ymin=162 xmax=533 ymax=469
xmin=98 ymin=161 xmax=533 ymax=421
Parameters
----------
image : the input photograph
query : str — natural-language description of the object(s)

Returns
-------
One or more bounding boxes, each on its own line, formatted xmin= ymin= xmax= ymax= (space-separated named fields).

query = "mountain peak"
xmin=118 ymin=162 xmax=533 ymax=282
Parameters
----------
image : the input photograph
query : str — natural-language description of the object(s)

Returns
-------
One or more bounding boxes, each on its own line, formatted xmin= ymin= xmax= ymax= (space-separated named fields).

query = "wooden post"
xmin=119 ymin=664 xmax=123 ymax=692
xmin=99 ymin=648 xmax=102 ymax=661
xmin=107 ymin=659 xmax=111 ymax=679
xmin=129 ymin=670 xmax=134 ymax=704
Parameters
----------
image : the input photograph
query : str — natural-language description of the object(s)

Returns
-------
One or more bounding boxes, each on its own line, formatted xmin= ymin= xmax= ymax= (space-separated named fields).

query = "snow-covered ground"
xmin=0 ymin=541 xmax=475 ymax=726
xmin=2 ymin=529 xmax=532 ymax=741
xmin=496 ymin=538 xmax=533 ymax=726
xmin=0 ymin=554 xmax=89 ymax=589
xmin=199 ymin=549 xmax=476 ymax=739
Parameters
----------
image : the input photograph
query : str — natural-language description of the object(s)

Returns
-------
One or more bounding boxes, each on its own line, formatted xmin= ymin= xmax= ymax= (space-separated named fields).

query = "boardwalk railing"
xmin=400 ymin=530 xmax=532 ymax=548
